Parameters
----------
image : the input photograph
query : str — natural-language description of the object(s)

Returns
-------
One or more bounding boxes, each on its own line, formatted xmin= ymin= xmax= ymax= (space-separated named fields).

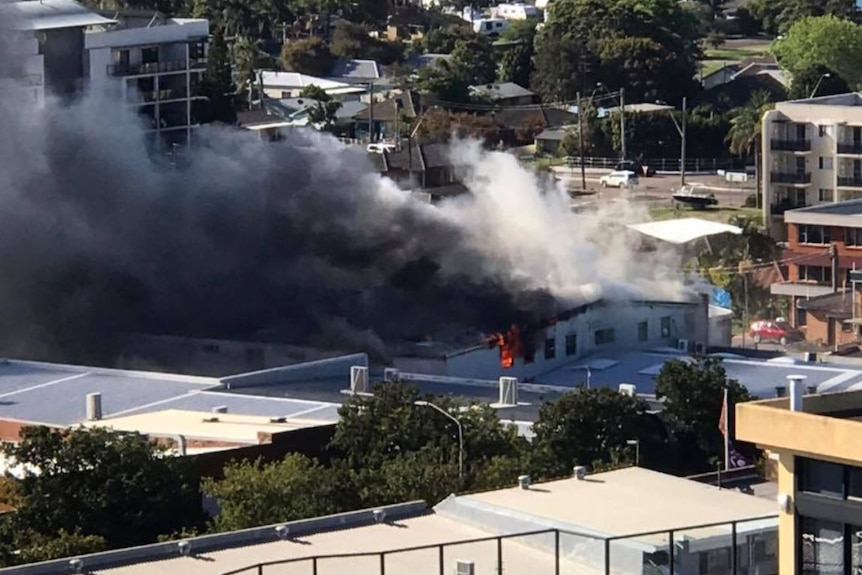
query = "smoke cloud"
xmin=0 ymin=31 xmax=688 ymax=365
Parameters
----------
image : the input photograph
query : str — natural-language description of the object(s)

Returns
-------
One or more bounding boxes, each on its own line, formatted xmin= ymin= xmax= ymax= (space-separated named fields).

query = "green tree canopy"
xmin=450 ymin=36 xmax=496 ymax=86
xmin=299 ymin=84 xmax=343 ymax=129
xmin=330 ymin=22 xmax=404 ymax=65
xmin=280 ymin=36 xmax=334 ymax=76
xmin=788 ymin=63 xmax=852 ymax=99
xmin=497 ymin=19 xmax=537 ymax=87
xmin=772 ymin=15 xmax=862 ymax=89
xmin=532 ymin=0 xmax=701 ymax=103
xmin=749 ymin=0 xmax=857 ymax=35
xmin=2 ymin=427 xmax=205 ymax=550
xmin=421 ymin=24 xmax=476 ymax=54
xmin=198 ymin=27 xmax=236 ymax=124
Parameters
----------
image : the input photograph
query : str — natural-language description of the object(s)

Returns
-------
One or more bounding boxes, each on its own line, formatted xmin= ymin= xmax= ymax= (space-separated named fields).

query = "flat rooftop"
xmin=454 ymin=467 xmax=775 ymax=537
xmin=779 ymin=92 xmax=862 ymax=108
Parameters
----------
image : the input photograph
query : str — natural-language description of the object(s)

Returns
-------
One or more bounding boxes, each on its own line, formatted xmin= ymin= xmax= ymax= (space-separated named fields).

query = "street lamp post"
xmin=660 ymin=98 xmax=687 ymax=186
xmin=626 ymin=439 xmax=640 ymax=466
xmin=414 ymin=400 xmax=463 ymax=482
xmin=810 ymin=73 xmax=831 ymax=99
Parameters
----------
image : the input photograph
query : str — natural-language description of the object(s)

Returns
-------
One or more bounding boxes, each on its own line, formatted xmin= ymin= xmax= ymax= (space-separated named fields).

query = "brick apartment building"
xmin=771 ymin=200 xmax=862 ymax=348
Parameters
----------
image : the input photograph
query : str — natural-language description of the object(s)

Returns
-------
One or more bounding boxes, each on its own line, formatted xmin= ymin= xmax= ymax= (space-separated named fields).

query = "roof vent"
xmin=456 ymin=560 xmax=475 ymax=575
xmin=618 ymin=383 xmax=636 ymax=397
xmin=775 ymin=386 xmax=787 ymax=398
xmin=350 ymin=366 xmax=369 ymax=394
xmin=788 ymin=374 xmax=806 ymax=412
xmin=202 ymin=416 xmax=219 ymax=423
xmin=269 ymin=416 xmax=288 ymax=423
xmin=518 ymin=474 xmax=530 ymax=489
xmin=573 ymin=466 xmax=587 ymax=480
xmin=499 ymin=377 xmax=518 ymax=406
xmin=69 ymin=559 xmax=84 ymax=574
xmin=212 ymin=406 xmax=228 ymax=414
xmin=372 ymin=508 xmax=387 ymax=523
xmin=177 ymin=540 xmax=191 ymax=557
xmin=275 ymin=524 xmax=290 ymax=539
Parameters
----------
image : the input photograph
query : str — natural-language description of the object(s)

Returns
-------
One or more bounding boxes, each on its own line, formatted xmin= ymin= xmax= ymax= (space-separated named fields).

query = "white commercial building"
xmin=762 ymin=93 xmax=862 ymax=240
xmin=85 ymin=15 xmax=209 ymax=150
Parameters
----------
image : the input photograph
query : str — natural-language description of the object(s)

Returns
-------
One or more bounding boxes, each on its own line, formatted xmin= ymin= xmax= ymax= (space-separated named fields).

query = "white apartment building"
xmin=86 ymin=15 xmax=209 ymax=151
xmin=762 ymin=93 xmax=862 ymax=240
xmin=493 ymin=2 xmax=538 ymax=19
xmin=0 ymin=32 xmax=44 ymax=104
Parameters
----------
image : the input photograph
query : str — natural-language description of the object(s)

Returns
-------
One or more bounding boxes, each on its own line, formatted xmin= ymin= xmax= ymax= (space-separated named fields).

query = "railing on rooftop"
xmin=107 ymin=58 xmax=206 ymax=77
xmin=221 ymin=515 xmax=778 ymax=575
xmin=770 ymin=138 xmax=811 ymax=152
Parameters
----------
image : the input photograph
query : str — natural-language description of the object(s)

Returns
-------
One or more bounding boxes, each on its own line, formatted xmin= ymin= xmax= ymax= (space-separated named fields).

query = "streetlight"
xmin=626 ymin=439 xmax=640 ymax=466
xmin=657 ymin=98 xmax=687 ymax=186
xmin=810 ymin=73 xmax=831 ymax=99
xmin=414 ymin=400 xmax=464 ymax=482
xmin=595 ymin=82 xmax=626 ymax=160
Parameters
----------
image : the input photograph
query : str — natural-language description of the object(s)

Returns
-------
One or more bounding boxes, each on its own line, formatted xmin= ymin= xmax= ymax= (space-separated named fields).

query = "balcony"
xmin=838 ymin=142 xmax=862 ymax=155
xmin=770 ymin=172 xmax=811 ymax=185
xmin=838 ymin=175 xmax=862 ymax=188
xmin=108 ymin=58 xmax=205 ymax=77
xmin=770 ymin=201 xmax=807 ymax=215
xmin=771 ymin=139 xmax=811 ymax=152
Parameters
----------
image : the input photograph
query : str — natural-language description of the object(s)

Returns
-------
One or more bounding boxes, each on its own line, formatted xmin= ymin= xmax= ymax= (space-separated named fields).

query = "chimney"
xmin=350 ymin=366 xmax=369 ymax=394
xmin=573 ymin=466 xmax=587 ymax=480
xmin=787 ymin=375 xmax=807 ymax=412
xmin=517 ymin=475 xmax=530 ymax=489
xmin=86 ymin=392 xmax=102 ymax=421
xmin=499 ymin=377 xmax=518 ymax=406
xmin=212 ymin=406 xmax=228 ymax=414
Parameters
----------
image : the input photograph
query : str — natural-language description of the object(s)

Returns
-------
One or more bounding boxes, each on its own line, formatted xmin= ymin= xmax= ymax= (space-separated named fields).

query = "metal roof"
xmin=1 ymin=0 xmax=115 ymax=31
xmin=627 ymin=218 xmax=742 ymax=245
xmin=468 ymin=82 xmax=535 ymax=100
xmin=327 ymin=58 xmax=381 ymax=83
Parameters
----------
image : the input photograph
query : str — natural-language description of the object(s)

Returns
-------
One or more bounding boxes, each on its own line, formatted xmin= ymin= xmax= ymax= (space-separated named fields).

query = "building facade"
xmin=762 ymin=94 xmax=862 ymax=241
xmin=737 ymin=388 xmax=862 ymax=575
xmin=770 ymin=201 xmax=862 ymax=346
xmin=85 ymin=15 xmax=209 ymax=151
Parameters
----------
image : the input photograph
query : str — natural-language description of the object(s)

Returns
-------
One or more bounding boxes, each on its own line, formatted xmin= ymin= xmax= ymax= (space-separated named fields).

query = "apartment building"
xmin=770 ymin=200 xmax=862 ymax=346
xmin=736 ymin=385 xmax=862 ymax=575
xmin=86 ymin=13 xmax=209 ymax=151
xmin=762 ymin=93 xmax=862 ymax=241
xmin=0 ymin=32 xmax=44 ymax=104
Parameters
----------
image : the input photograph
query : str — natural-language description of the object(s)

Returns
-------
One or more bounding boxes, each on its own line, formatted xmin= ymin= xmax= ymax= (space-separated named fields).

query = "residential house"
xmin=494 ymin=104 xmax=578 ymax=145
xmin=85 ymin=12 xmax=209 ymax=151
xmin=469 ymin=82 xmax=536 ymax=106
xmin=326 ymin=58 xmax=381 ymax=86
xmin=236 ymin=108 xmax=292 ymax=141
xmin=353 ymin=90 xmax=420 ymax=141
xmin=762 ymin=93 xmax=862 ymax=241
xmin=769 ymin=200 xmax=862 ymax=347
xmin=373 ymin=142 xmax=466 ymax=200
xmin=736 ymin=387 xmax=862 ymax=575
xmin=259 ymin=71 xmax=366 ymax=100
xmin=534 ymin=126 xmax=572 ymax=155
xmin=699 ymin=72 xmax=788 ymax=112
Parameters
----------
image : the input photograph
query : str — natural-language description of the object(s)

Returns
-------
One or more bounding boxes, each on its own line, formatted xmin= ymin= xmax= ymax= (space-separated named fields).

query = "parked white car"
xmin=367 ymin=143 xmax=396 ymax=154
xmin=599 ymin=170 xmax=639 ymax=188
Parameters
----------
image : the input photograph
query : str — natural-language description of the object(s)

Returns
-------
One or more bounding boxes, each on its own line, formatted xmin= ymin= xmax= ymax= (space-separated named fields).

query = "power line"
xmin=421 ymin=90 xmax=623 ymax=112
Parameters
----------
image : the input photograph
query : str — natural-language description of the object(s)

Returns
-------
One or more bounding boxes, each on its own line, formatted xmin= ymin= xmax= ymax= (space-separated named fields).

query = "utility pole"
xmin=680 ymin=96 xmax=687 ymax=186
xmin=620 ymin=87 xmax=626 ymax=161
xmin=368 ymin=81 xmax=374 ymax=143
xmin=577 ymin=91 xmax=586 ymax=190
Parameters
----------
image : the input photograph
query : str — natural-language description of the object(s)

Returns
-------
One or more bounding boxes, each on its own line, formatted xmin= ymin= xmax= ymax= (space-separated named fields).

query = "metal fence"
xmin=221 ymin=515 xmax=778 ymax=575
xmin=563 ymin=156 xmax=749 ymax=173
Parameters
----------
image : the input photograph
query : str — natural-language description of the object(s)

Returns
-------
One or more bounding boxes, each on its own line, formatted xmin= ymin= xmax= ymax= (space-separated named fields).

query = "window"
xmin=820 ymin=125 xmax=828 ymax=137
xmin=660 ymin=316 xmax=672 ymax=337
xmin=800 ymin=517 xmax=845 ymax=575
xmin=799 ymin=458 xmax=845 ymax=498
xmin=820 ymin=157 xmax=834 ymax=171
xmin=565 ymin=334 xmax=577 ymax=356
xmin=698 ymin=548 xmax=731 ymax=575
xmin=820 ymin=188 xmax=833 ymax=202
xmin=799 ymin=225 xmax=831 ymax=245
xmin=849 ymin=468 xmax=862 ymax=500
xmin=797 ymin=307 xmax=808 ymax=327
xmin=595 ymin=328 xmax=616 ymax=345
xmin=799 ymin=265 xmax=829 ymax=282
xmin=544 ymin=337 xmax=556 ymax=360
xmin=847 ymin=228 xmax=862 ymax=247
xmin=637 ymin=321 xmax=648 ymax=342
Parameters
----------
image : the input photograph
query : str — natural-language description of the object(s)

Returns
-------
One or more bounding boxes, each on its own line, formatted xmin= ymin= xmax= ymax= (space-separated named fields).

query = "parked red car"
xmin=749 ymin=319 xmax=802 ymax=345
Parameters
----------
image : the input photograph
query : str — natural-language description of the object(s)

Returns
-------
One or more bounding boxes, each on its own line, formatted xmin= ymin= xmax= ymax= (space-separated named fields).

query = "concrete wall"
xmin=443 ymin=299 xmax=706 ymax=382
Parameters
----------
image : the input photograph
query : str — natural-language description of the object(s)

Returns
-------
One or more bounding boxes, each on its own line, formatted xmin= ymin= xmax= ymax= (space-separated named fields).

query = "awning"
xmin=627 ymin=218 xmax=742 ymax=245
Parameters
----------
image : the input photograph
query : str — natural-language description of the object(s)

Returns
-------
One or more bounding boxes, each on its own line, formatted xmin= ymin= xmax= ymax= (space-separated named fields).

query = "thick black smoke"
xmin=0 ymin=35 xmax=571 ymax=365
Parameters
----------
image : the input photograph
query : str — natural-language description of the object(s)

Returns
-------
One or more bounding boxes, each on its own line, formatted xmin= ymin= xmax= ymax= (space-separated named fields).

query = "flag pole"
xmin=723 ymin=387 xmax=730 ymax=471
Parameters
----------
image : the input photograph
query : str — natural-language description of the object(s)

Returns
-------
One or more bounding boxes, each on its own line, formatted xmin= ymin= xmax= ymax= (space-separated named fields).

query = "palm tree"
xmin=726 ymin=90 xmax=775 ymax=208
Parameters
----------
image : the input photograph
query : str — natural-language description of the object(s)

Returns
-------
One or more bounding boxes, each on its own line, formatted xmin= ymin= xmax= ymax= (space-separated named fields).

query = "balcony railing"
xmin=132 ymin=88 xmax=190 ymax=103
xmin=770 ymin=201 xmax=807 ymax=215
xmin=838 ymin=175 xmax=862 ymax=188
xmin=770 ymin=172 xmax=811 ymax=184
xmin=108 ymin=58 xmax=206 ymax=77
xmin=838 ymin=142 xmax=862 ymax=154
xmin=771 ymin=139 xmax=811 ymax=152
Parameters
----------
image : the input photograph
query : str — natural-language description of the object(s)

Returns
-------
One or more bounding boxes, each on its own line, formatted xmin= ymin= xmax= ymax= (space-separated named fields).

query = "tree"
xmin=1 ymin=427 xmax=205 ymax=549
xmin=415 ymin=60 xmax=471 ymax=103
xmin=450 ymin=36 xmax=496 ymax=86
xmin=421 ymin=24 xmax=476 ymax=54
xmin=330 ymin=22 xmax=404 ymax=65
xmin=726 ymin=90 xmax=775 ymax=204
xmin=532 ymin=0 xmax=701 ymax=103
xmin=204 ymin=455 xmax=343 ymax=532
xmin=280 ymin=36 xmax=334 ymax=76
xmin=414 ymin=109 xmax=502 ymax=145
xmin=531 ymin=387 xmax=664 ymax=477
xmin=233 ymin=35 xmax=261 ymax=97
xmin=788 ymin=64 xmax=851 ymax=99
xmin=198 ymin=27 xmax=236 ymax=124
xmin=15 ymin=530 xmax=107 ymax=565
xmin=558 ymin=128 xmax=580 ymax=157
xmin=299 ymin=84 xmax=343 ymax=129
xmin=749 ymin=0 xmax=858 ymax=35
xmin=497 ymin=19 xmax=537 ymax=87
xmin=654 ymin=357 xmax=756 ymax=474
xmin=772 ymin=16 xmax=862 ymax=89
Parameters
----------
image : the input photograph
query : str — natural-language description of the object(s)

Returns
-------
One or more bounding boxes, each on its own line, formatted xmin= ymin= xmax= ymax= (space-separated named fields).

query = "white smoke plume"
xmin=0 ymin=32 xmax=689 ymax=364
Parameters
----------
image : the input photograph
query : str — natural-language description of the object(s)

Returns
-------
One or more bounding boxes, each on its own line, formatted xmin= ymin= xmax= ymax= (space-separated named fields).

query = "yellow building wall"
xmin=776 ymin=452 xmax=794 ymax=575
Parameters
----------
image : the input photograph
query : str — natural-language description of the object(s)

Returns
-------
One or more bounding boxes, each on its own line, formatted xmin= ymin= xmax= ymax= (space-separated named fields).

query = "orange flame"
xmin=488 ymin=324 xmax=523 ymax=369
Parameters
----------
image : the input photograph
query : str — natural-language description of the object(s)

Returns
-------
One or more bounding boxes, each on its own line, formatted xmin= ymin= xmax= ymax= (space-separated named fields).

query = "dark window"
xmin=595 ymin=328 xmax=616 ymax=345
xmin=660 ymin=316 xmax=672 ymax=337
xmin=798 ymin=123 xmax=807 ymax=140
xmin=820 ymin=125 xmax=828 ymax=137
xmin=847 ymin=228 xmax=862 ymax=247
xmin=141 ymin=46 xmax=159 ymax=65
xmin=544 ymin=337 xmax=556 ymax=360
xmin=799 ymin=458 xmax=845 ymax=498
xmin=797 ymin=308 xmax=808 ymax=327
xmin=799 ymin=265 xmax=829 ymax=282
xmin=800 ymin=517 xmax=844 ymax=575
xmin=849 ymin=468 xmax=862 ymax=500
xmin=799 ymin=225 xmax=831 ymax=245
xmin=637 ymin=321 xmax=648 ymax=342
xmin=698 ymin=548 xmax=731 ymax=575
xmin=565 ymin=334 xmax=577 ymax=356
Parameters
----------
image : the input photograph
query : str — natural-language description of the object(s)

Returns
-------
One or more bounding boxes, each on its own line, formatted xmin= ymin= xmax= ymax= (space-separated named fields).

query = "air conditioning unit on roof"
xmin=456 ymin=560 xmax=475 ymax=575
xmin=677 ymin=339 xmax=689 ymax=352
